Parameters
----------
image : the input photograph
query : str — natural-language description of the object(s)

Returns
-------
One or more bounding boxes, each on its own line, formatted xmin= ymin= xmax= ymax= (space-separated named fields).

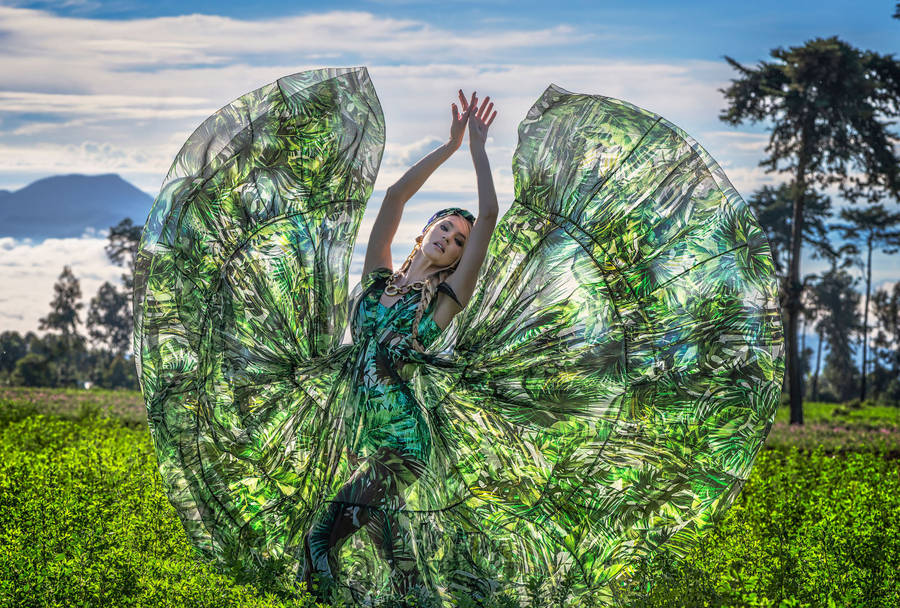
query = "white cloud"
xmin=0 ymin=235 xmax=124 ymax=335
xmin=4 ymin=5 xmax=896 ymax=336
xmin=0 ymin=141 xmax=173 ymax=186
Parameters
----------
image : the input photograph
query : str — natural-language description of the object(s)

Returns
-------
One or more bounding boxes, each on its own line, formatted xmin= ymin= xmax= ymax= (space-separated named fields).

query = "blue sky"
xmin=0 ymin=0 xmax=898 ymax=359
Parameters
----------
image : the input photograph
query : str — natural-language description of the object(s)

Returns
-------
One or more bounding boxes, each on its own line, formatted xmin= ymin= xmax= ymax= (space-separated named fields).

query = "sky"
xmin=0 ymin=0 xmax=898 ymax=356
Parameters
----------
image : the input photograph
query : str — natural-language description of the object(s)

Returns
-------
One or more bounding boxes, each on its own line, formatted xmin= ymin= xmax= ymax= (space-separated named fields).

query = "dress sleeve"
xmin=361 ymin=266 xmax=392 ymax=291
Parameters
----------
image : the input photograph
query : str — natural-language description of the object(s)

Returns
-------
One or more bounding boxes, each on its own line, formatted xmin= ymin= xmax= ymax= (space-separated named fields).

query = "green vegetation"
xmin=1 ymin=387 xmax=897 ymax=607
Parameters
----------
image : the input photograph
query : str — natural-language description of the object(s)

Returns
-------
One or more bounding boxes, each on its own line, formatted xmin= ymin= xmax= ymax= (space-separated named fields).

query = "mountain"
xmin=0 ymin=174 xmax=155 ymax=240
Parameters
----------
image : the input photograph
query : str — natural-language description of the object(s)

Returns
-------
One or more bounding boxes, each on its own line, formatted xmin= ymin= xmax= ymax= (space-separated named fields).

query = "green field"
xmin=1 ymin=387 xmax=898 ymax=607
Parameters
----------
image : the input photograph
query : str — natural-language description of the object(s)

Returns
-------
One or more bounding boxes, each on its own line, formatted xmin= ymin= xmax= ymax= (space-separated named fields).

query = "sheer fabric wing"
xmin=132 ymin=67 xmax=384 ymax=579
xmin=415 ymin=85 xmax=785 ymax=601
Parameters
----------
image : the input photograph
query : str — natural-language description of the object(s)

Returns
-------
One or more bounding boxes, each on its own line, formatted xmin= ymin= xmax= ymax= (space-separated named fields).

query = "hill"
xmin=0 ymin=174 xmax=154 ymax=240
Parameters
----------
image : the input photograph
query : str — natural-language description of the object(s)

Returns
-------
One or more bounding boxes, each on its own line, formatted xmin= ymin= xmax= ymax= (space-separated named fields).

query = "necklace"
xmin=384 ymin=271 xmax=425 ymax=296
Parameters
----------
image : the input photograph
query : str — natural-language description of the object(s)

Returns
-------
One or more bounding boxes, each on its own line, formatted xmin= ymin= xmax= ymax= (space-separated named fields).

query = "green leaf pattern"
xmin=134 ymin=70 xmax=785 ymax=606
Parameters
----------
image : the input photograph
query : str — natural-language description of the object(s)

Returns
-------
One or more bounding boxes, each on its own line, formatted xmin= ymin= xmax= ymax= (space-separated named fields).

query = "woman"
xmin=136 ymin=67 xmax=784 ymax=607
xmin=302 ymin=89 xmax=500 ymax=603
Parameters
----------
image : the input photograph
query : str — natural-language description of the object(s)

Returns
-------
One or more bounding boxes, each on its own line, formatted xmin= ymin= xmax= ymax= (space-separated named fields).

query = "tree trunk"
xmin=787 ymin=154 xmax=808 ymax=424
xmin=860 ymin=235 xmax=872 ymax=402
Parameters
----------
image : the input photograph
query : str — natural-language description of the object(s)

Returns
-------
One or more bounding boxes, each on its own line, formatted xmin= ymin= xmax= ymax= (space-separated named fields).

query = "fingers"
xmin=458 ymin=89 xmax=468 ymax=111
xmin=486 ymin=110 xmax=497 ymax=128
xmin=451 ymin=102 xmax=459 ymax=120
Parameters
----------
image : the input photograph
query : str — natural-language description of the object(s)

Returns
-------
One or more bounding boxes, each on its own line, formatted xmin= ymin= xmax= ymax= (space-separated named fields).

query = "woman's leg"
xmin=364 ymin=449 xmax=427 ymax=598
xmin=302 ymin=446 xmax=423 ymax=595
xmin=303 ymin=453 xmax=395 ymax=596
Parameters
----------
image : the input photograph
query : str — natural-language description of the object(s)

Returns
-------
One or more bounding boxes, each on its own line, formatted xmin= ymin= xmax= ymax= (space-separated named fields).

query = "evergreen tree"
xmin=871 ymin=282 xmax=900 ymax=402
xmin=38 ymin=265 xmax=84 ymax=338
xmin=37 ymin=265 xmax=87 ymax=387
xmin=86 ymin=281 xmax=131 ymax=355
xmin=830 ymin=204 xmax=900 ymax=401
xmin=747 ymin=183 xmax=834 ymax=278
xmin=719 ymin=37 xmax=900 ymax=423
xmin=105 ymin=217 xmax=143 ymax=299
xmin=811 ymin=256 xmax=864 ymax=402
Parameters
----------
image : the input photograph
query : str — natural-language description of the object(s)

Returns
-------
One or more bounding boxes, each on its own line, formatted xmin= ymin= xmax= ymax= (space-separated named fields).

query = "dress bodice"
xmin=350 ymin=266 xmax=446 ymax=353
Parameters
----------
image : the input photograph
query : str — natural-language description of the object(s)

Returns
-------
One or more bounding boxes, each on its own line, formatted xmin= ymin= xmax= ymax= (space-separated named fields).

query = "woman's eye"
xmin=456 ymin=240 xmax=463 ymax=246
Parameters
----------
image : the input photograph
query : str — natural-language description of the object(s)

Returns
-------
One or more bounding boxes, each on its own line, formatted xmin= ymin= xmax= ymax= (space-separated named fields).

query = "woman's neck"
xmin=401 ymin=251 xmax=449 ymax=284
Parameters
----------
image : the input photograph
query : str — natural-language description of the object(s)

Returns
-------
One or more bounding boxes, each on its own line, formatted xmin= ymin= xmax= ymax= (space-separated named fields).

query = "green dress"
xmin=343 ymin=266 xmax=450 ymax=464
xmin=133 ymin=66 xmax=785 ymax=607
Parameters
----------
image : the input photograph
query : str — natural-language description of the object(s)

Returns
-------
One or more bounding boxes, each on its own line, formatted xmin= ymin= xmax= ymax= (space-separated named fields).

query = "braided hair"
xmin=401 ymin=208 xmax=474 ymax=353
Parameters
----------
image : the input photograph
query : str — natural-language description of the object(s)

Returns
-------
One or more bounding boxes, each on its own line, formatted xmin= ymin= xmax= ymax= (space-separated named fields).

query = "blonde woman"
xmin=302 ymin=89 xmax=499 ymax=603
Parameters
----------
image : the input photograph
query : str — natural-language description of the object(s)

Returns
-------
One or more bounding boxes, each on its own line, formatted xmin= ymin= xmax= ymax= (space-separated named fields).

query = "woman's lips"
xmin=434 ymin=243 xmax=444 ymax=252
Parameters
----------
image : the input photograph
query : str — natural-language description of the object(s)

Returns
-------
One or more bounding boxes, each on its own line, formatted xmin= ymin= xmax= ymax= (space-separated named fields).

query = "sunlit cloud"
xmin=5 ymin=4 xmax=881 ymax=337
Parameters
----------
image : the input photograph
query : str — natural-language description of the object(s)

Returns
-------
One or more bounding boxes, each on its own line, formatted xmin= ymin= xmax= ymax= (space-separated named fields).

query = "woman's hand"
xmin=449 ymin=89 xmax=475 ymax=151
xmin=468 ymin=93 xmax=497 ymax=152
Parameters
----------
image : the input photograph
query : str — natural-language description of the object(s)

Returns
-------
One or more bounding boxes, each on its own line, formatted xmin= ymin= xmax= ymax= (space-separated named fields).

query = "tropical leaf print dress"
xmin=133 ymin=66 xmax=785 ymax=607
xmin=343 ymin=266 xmax=450 ymax=465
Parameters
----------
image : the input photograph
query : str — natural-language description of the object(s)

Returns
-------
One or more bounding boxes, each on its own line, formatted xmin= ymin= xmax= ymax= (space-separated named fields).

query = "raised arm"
xmin=441 ymin=93 xmax=499 ymax=314
xmin=362 ymin=90 xmax=475 ymax=278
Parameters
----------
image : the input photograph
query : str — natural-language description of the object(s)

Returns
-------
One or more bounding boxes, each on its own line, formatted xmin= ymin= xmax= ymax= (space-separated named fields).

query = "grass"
xmin=1 ymin=387 xmax=898 ymax=607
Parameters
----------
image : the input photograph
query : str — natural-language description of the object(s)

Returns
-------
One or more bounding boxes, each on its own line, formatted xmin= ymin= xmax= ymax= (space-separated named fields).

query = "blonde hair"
xmin=399 ymin=215 xmax=470 ymax=352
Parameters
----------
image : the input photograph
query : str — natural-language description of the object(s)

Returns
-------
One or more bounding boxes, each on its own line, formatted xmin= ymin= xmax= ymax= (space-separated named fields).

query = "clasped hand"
xmin=449 ymin=89 xmax=497 ymax=152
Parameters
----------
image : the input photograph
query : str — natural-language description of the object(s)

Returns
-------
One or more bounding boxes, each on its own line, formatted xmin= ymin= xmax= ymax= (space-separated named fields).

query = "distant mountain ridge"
xmin=0 ymin=174 xmax=155 ymax=240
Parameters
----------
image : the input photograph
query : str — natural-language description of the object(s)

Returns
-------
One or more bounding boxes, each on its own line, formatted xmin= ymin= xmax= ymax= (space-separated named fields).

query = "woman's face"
xmin=422 ymin=214 xmax=469 ymax=266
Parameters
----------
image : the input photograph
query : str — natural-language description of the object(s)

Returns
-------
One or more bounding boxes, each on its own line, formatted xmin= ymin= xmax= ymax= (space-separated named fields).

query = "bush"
xmin=2 ymin=390 xmax=899 ymax=607
xmin=11 ymin=353 xmax=55 ymax=387
xmin=0 ymin=414 xmax=318 ymax=608
xmin=627 ymin=447 xmax=900 ymax=607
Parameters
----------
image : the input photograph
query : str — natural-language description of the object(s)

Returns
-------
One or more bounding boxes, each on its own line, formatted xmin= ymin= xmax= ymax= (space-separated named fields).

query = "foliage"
xmin=0 ymin=411 xmax=317 ymax=608
xmin=0 ymin=330 xmax=27 ymax=373
xmin=105 ymin=217 xmax=143 ymax=297
xmin=1 ymin=390 xmax=898 ymax=607
xmin=627 ymin=447 xmax=900 ymax=607
xmin=86 ymin=281 xmax=132 ymax=356
xmin=746 ymin=183 xmax=833 ymax=277
xmin=38 ymin=265 xmax=84 ymax=338
xmin=0 ymin=331 xmax=138 ymax=390
xmin=871 ymin=281 xmax=900 ymax=396
xmin=815 ymin=271 xmax=862 ymax=402
xmin=10 ymin=353 xmax=55 ymax=387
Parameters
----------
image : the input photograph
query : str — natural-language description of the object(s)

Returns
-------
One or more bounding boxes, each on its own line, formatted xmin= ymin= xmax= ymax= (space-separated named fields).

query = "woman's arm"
xmin=387 ymin=140 xmax=456 ymax=204
xmin=363 ymin=91 xmax=474 ymax=278
xmin=437 ymin=94 xmax=499 ymax=324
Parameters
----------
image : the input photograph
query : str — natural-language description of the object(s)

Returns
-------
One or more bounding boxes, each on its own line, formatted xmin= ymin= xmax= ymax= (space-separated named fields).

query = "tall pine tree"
xmin=719 ymin=37 xmax=900 ymax=423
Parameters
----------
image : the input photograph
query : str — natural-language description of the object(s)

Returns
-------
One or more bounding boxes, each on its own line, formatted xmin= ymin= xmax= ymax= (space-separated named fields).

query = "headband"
xmin=422 ymin=207 xmax=475 ymax=233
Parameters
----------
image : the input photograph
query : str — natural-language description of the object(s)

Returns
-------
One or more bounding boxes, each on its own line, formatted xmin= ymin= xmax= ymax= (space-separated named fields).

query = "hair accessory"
xmin=422 ymin=207 xmax=475 ymax=233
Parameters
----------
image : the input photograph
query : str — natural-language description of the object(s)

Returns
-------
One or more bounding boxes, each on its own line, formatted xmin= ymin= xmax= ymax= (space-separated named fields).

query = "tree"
xmin=719 ymin=37 xmax=900 ymax=424
xmin=37 ymin=265 xmax=88 ymax=387
xmin=747 ymin=183 xmax=834 ymax=278
xmin=818 ymin=269 xmax=863 ymax=403
xmin=746 ymin=184 xmax=834 ymax=382
xmin=0 ymin=331 xmax=27 ymax=373
xmin=871 ymin=282 xmax=900 ymax=403
xmin=831 ymin=204 xmax=900 ymax=401
xmin=804 ymin=243 xmax=859 ymax=403
xmin=105 ymin=218 xmax=143 ymax=298
xmin=11 ymin=353 xmax=54 ymax=387
xmin=86 ymin=281 xmax=131 ymax=355
xmin=39 ymin=265 xmax=84 ymax=338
